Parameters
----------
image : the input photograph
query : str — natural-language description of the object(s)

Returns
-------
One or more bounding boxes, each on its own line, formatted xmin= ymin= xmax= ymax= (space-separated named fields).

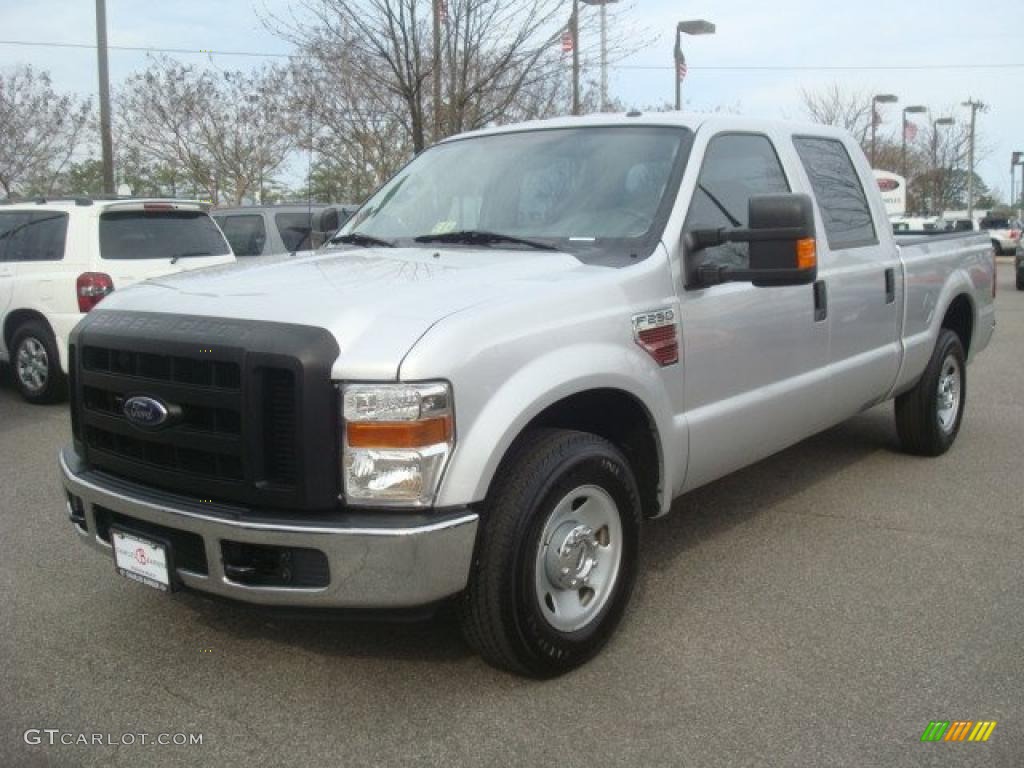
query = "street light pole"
xmin=901 ymin=104 xmax=927 ymax=183
xmin=962 ymin=99 xmax=988 ymax=220
xmin=95 ymin=0 xmax=114 ymax=195
xmin=581 ymin=0 xmax=619 ymax=113
xmin=871 ymin=93 xmax=897 ymax=169
xmin=674 ymin=20 xmax=715 ymax=111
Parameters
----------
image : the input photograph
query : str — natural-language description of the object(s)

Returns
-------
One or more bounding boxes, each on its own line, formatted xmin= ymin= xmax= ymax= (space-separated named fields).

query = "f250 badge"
xmin=632 ymin=308 xmax=675 ymax=333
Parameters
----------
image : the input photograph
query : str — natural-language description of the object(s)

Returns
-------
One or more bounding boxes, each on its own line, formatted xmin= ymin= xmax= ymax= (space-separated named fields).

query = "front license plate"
xmin=111 ymin=529 xmax=171 ymax=592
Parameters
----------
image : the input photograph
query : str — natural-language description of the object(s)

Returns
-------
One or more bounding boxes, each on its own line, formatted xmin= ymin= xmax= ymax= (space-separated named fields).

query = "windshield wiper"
xmin=170 ymin=250 xmax=212 ymax=264
xmin=413 ymin=230 xmax=558 ymax=251
xmin=330 ymin=232 xmax=395 ymax=248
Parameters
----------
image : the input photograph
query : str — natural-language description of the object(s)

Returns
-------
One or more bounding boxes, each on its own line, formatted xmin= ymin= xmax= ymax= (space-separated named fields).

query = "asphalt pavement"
xmin=2 ymin=262 xmax=1021 ymax=767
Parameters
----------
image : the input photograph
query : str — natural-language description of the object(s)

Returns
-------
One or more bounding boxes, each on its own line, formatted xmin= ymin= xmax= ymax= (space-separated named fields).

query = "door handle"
xmin=813 ymin=279 xmax=827 ymax=322
xmin=884 ymin=268 xmax=896 ymax=304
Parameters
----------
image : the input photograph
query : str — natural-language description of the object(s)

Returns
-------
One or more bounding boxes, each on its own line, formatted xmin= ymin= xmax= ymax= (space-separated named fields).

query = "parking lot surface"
xmin=2 ymin=262 xmax=1021 ymax=767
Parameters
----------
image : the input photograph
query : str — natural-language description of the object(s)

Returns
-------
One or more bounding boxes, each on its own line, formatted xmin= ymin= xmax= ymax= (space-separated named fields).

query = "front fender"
xmin=433 ymin=343 xmax=682 ymax=513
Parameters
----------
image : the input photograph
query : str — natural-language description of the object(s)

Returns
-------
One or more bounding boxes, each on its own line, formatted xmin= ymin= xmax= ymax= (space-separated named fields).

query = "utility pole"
xmin=95 ymin=0 xmax=114 ymax=195
xmin=432 ymin=0 xmax=443 ymax=142
xmin=962 ymin=99 xmax=987 ymax=220
xmin=571 ymin=0 xmax=580 ymax=116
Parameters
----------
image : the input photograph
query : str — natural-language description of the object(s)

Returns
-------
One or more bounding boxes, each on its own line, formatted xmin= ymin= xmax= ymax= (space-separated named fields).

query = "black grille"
xmin=262 ymin=369 xmax=297 ymax=485
xmin=69 ymin=311 xmax=341 ymax=511
xmin=83 ymin=346 xmax=241 ymax=389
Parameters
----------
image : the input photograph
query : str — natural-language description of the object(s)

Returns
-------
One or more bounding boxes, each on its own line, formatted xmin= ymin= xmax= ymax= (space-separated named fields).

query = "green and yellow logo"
xmin=921 ymin=720 xmax=997 ymax=742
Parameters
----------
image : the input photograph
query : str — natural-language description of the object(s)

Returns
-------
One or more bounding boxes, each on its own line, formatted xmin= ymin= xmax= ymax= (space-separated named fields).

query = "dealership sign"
xmin=874 ymin=170 xmax=906 ymax=217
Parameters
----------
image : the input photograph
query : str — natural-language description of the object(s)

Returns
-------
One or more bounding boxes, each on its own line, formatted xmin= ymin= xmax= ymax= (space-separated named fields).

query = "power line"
xmin=2 ymin=39 xmax=1024 ymax=71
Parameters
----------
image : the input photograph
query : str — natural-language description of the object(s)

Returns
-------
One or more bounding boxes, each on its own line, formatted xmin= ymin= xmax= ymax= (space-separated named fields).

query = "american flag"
xmin=561 ymin=10 xmax=576 ymax=53
xmin=674 ymin=38 xmax=687 ymax=82
xmin=561 ymin=28 xmax=573 ymax=53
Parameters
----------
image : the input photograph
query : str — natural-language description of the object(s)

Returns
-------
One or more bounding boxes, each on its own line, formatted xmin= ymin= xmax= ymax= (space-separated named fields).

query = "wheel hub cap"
xmin=546 ymin=523 xmax=599 ymax=590
xmin=533 ymin=484 xmax=623 ymax=633
xmin=936 ymin=354 xmax=961 ymax=433
xmin=16 ymin=338 xmax=48 ymax=392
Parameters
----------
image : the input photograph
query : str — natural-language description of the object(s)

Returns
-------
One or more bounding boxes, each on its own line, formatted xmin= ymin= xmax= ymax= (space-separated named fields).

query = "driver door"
xmin=677 ymin=131 xmax=832 ymax=491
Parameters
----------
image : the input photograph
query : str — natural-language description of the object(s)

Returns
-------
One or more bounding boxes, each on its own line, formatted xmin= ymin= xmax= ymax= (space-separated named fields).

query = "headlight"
xmin=342 ymin=382 xmax=453 ymax=507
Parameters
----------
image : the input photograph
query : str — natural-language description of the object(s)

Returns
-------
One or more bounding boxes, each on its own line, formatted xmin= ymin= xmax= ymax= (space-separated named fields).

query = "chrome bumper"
xmin=59 ymin=446 xmax=478 ymax=608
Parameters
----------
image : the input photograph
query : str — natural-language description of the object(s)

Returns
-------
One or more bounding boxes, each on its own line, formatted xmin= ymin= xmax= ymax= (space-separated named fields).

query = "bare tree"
xmin=117 ymin=57 xmax=296 ymax=204
xmin=0 ymin=66 xmax=92 ymax=199
xmin=800 ymin=83 xmax=874 ymax=145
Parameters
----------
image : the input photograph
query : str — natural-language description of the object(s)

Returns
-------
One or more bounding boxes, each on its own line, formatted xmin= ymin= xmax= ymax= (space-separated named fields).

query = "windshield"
xmin=339 ymin=126 xmax=693 ymax=263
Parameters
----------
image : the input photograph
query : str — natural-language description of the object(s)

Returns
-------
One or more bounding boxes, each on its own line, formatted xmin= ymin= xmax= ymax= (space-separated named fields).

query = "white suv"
xmin=0 ymin=198 xmax=235 ymax=403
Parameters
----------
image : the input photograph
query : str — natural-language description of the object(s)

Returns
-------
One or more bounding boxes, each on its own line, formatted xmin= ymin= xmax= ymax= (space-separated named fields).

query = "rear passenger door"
xmin=793 ymin=136 xmax=901 ymax=417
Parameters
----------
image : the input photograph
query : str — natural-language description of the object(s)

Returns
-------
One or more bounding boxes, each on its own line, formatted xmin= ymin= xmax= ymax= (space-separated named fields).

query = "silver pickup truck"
xmin=60 ymin=114 xmax=995 ymax=677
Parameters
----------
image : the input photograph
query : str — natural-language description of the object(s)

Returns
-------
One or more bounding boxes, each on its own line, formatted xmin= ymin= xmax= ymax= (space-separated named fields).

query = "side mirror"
xmin=687 ymin=193 xmax=818 ymax=288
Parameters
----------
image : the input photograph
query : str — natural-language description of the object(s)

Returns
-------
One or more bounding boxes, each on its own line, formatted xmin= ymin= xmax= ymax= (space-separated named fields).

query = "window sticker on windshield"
xmin=431 ymin=220 xmax=458 ymax=234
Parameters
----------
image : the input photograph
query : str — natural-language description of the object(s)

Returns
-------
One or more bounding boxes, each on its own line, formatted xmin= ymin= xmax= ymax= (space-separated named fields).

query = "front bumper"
xmin=60 ymin=446 xmax=478 ymax=608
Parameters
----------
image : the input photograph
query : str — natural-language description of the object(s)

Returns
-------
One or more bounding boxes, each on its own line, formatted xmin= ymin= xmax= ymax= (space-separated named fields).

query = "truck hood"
xmin=94 ymin=246 xmax=590 ymax=379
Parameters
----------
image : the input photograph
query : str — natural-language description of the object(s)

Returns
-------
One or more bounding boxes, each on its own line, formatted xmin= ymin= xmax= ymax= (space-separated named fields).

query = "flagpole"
xmin=571 ymin=0 xmax=580 ymax=115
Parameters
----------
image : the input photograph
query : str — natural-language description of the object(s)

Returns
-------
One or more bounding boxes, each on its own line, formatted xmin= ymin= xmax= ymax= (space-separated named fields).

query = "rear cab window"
xmin=793 ymin=136 xmax=877 ymax=250
xmin=0 ymin=211 xmax=69 ymax=262
xmin=214 ymin=214 xmax=267 ymax=256
xmin=99 ymin=210 xmax=231 ymax=260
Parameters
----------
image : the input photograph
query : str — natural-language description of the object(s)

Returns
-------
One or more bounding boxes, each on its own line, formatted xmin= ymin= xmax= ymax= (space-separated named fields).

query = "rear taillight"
xmin=77 ymin=272 xmax=114 ymax=312
xmin=633 ymin=309 xmax=679 ymax=366
xmin=1010 ymin=229 xmax=1021 ymax=240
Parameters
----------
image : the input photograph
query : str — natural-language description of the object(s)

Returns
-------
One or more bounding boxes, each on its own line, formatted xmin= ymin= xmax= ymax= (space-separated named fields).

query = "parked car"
xmin=891 ymin=215 xmax=943 ymax=233
xmin=60 ymin=114 xmax=995 ymax=677
xmin=978 ymin=215 xmax=1020 ymax=255
xmin=212 ymin=204 xmax=357 ymax=257
xmin=0 ymin=198 xmax=234 ymax=403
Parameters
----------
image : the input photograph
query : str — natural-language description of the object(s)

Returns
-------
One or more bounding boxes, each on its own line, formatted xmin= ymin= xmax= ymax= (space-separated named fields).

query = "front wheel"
xmin=458 ymin=429 xmax=641 ymax=677
xmin=895 ymin=329 xmax=966 ymax=456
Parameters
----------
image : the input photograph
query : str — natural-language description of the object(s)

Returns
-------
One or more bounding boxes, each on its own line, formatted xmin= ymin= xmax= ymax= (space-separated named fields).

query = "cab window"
xmin=683 ymin=133 xmax=790 ymax=276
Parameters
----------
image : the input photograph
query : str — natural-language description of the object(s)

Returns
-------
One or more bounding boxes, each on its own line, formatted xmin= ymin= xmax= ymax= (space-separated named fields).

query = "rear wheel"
xmin=11 ymin=321 xmax=66 ymax=404
xmin=458 ymin=428 xmax=641 ymax=677
xmin=895 ymin=329 xmax=966 ymax=456
xmin=991 ymin=239 xmax=1003 ymax=256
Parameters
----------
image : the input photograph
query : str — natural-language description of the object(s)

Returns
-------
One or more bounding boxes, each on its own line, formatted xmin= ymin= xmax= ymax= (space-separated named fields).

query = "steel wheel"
xmin=936 ymin=354 xmax=961 ymax=434
xmin=15 ymin=336 xmax=49 ymax=394
xmin=534 ymin=484 xmax=623 ymax=633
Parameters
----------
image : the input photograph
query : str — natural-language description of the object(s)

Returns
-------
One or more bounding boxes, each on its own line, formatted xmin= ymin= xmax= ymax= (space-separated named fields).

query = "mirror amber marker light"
xmin=796 ymin=238 xmax=817 ymax=270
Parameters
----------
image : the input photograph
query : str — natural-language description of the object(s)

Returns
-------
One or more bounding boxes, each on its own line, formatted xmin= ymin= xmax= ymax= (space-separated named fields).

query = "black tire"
xmin=10 ymin=321 xmax=66 ymax=404
xmin=458 ymin=428 xmax=642 ymax=677
xmin=991 ymin=239 xmax=1002 ymax=256
xmin=895 ymin=329 xmax=966 ymax=456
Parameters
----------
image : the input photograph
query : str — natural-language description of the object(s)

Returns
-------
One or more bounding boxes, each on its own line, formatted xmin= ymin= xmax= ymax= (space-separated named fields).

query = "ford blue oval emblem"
xmin=123 ymin=396 xmax=170 ymax=428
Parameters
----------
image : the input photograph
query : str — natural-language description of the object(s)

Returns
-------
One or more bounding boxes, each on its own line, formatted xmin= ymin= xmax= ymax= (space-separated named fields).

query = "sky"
xmin=1 ymin=0 xmax=1021 ymax=197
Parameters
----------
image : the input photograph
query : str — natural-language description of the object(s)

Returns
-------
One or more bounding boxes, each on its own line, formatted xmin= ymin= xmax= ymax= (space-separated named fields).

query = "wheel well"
xmin=3 ymin=309 xmax=53 ymax=351
xmin=524 ymin=389 xmax=662 ymax=518
xmin=941 ymin=294 xmax=973 ymax=356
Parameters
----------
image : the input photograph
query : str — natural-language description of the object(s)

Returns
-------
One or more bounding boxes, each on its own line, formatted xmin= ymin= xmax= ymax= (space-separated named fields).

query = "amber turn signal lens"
xmin=796 ymin=238 xmax=817 ymax=270
xmin=347 ymin=416 xmax=453 ymax=448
